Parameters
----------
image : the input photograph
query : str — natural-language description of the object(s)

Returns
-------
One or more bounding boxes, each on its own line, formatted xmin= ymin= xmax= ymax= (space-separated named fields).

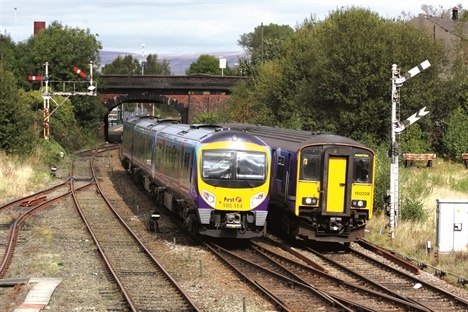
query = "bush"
xmin=372 ymin=144 xmax=391 ymax=213
xmin=443 ymin=108 xmax=468 ymax=160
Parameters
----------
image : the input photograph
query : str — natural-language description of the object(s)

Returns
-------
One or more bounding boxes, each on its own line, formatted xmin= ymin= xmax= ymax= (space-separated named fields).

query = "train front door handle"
xmin=339 ymin=183 xmax=345 ymax=187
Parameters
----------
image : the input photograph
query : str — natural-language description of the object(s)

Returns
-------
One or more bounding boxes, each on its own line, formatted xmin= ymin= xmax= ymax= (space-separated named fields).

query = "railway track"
xmin=0 ymin=182 xmax=71 ymax=279
xmin=207 ymin=240 xmax=377 ymax=311
xmin=70 ymin=145 xmax=200 ymax=311
xmin=251 ymin=239 xmax=431 ymax=311
xmin=285 ymin=239 xmax=468 ymax=312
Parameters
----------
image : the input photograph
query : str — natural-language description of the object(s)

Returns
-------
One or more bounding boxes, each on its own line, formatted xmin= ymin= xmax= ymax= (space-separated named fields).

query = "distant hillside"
xmin=100 ymin=51 xmax=244 ymax=75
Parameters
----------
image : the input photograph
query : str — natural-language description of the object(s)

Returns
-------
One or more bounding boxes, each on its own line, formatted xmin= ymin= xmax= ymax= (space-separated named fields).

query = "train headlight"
xmin=351 ymin=200 xmax=367 ymax=208
xmin=250 ymin=192 xmax=265 ymax=209
xmin=302 ymin=197 xmax=318 ymax=206
xmin=202 ymin=190 xmax=216 ymax=208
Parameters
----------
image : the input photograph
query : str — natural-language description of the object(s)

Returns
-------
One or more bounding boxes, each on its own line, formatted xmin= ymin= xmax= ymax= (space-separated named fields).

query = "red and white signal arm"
xmin=73 ymin=66 xmax=88 ymax=79
xmin=28 ymin=75 xmax=44 ymax=81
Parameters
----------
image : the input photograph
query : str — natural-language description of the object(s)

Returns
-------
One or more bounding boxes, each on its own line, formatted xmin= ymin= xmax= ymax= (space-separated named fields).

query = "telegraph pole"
xmin=389 ymin=60 xmax=430 ymax=239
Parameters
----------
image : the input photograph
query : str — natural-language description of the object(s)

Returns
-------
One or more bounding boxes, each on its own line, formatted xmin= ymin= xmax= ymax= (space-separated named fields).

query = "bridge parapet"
xmin=100 ymin=74 xmax=244 ymax=94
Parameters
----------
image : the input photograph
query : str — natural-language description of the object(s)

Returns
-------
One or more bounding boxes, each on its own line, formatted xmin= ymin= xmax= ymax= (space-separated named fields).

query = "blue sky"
xmin=0 ymin=1 xmax=452 ymax=55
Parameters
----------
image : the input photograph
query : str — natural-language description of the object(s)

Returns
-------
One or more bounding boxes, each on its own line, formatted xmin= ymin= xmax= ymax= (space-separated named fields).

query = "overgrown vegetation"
xmin=0 ymin=142 xmax=67 ymax=203
xmin=367 ymin=160 xmax=468 ymax=283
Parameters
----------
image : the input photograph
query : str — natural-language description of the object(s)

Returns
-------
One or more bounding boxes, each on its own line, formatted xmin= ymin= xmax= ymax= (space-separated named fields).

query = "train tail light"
xmin=302 ymin=197 xmax=318 ymax=206
xmin=351 ymin=200 xmax=367 ymax=208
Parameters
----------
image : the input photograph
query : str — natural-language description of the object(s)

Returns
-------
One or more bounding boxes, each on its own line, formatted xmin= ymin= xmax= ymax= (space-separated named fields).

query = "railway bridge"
xmin=100 ymin=74 xmax=242 ymax=116
xmin=99 ymin=74 xmax=243 ymax=141
xmin=98 ymin=75 xmax=244 ymax=140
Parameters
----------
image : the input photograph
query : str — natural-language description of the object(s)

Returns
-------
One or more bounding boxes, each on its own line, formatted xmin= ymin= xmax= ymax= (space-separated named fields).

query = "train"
xmin=120 ymin=117 xmax=271 ymax=239
xmin=220 ymin=123 xmax=376 ymax=243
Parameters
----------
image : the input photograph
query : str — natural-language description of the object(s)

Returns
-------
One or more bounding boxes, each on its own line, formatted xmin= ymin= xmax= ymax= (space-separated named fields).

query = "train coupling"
xmin=329 ymin=217 xmax=343 ymax=232
xmin=224 ymin=212 xmax=242 ymax=229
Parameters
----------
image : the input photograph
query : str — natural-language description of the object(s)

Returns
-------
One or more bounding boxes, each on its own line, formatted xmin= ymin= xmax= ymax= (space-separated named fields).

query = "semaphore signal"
xmin=28 ymin=75 xmax=47 ymax=81
xmin=28 ymin=61 xmax=97 ymax=140
xmin=388 ymin=60 xmax=430 ymax=240
xmin=394 ymin=106 xmax=429 ymax=133
xmin=73 ymin=66 xmax=90 ymax=80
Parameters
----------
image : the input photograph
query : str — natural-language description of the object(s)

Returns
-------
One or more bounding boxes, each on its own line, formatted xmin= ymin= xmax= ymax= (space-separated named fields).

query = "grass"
xmin=0 ymin=146 xmax=65 ymax=204
xmin=366 ymin=159 xmax=468 ymax=286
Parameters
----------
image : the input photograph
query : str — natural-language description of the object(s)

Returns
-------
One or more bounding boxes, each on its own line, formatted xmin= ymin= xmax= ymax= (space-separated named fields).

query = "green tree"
xmin=102 ymin=55 xmax=141 ymax=75
xmin=442 ymin=107 xmax=468 ymax=160
xmin=186 ymin=54 xmax=232 ymax=75
xmin=0 ymin=65 xmax=36 ymax=154
xmin=144 ymin=54 xmax=171 ymax=75
xmin=228 ymin=62 xmax=280 ymax=125
xmin=229 ymin=7 xmax=446 ymax=146
xmin=0 ymin=34 xmax=17 ymax=72
xmin=103 ymin=53 xmax=172 ymax=75
xmin=238 ymin=23 xmax=294 ymax=56
xmin=16 ymin=21 xmax=101 ymax=86
xmin=12 ymin=21 xmax=104 ymax=145
xmin=237 ymin=23 xmax=294 ymax=76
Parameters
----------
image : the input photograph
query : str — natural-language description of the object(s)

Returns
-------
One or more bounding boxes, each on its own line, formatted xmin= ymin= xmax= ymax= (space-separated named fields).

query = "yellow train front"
xmin=220 ymin=123 xmax=375 ymax=243
xmin=120 ymin=117 xmax=271 ymax=239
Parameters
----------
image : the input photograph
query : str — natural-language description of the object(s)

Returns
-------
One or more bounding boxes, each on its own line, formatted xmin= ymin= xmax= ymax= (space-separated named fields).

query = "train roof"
xmin=219 ymin=123 xmax=369 ymax=151
xmin=125 ymin=117 xmax=267 ymax=144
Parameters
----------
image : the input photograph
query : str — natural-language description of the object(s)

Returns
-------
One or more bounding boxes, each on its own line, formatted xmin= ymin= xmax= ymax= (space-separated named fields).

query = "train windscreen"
xmin=202 ymin=150 xmax=266 ymax=187
xmin=300 ymin=148 xmax=322 ymax=181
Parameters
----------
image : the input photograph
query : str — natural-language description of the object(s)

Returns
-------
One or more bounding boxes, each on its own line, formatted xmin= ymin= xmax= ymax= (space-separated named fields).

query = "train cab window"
xmin=202 ymin=151 xmax=233 ymax=179
xmin=300 ymin=149 xmax=321 ymax=181
xmin=236 ymin=151 xmax=266 ymax=180
xmin=353 ymin=154 xmax=372 ymax=183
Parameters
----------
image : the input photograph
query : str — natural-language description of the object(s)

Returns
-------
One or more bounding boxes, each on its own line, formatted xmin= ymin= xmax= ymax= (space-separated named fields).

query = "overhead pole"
xmin=389 ymin=60 xmax=430 ymax=239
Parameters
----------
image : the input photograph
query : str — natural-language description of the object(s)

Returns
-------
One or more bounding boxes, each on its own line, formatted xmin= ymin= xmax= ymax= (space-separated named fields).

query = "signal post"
xmin=28 ymin=62 xmax=97 ymax=140
xmin=389 ymin=60 xmax=430 ymax=239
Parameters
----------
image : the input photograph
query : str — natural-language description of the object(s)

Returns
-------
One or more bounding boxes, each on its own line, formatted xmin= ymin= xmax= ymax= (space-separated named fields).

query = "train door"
xmin=275 ymin=153 xmax=286 ymax=200
xmin=326 ymin=156 xmax=347 ymax=213
xmin=323 ymin=147 xmax=352 ymax=214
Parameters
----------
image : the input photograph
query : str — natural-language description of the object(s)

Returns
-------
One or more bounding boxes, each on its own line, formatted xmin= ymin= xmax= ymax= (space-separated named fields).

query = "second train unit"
xmin=221 ymin=123 xmax=376 ymax=243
